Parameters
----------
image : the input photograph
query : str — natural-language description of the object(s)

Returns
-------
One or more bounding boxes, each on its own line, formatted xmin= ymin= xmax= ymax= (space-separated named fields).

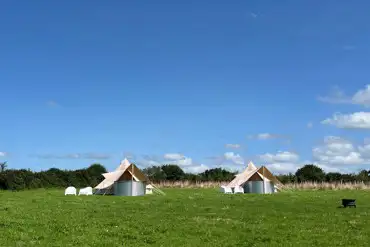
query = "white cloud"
xmin=163 ymin=153 xmax=185 ymax=160
xmin=258 ymin=151 xmax=301 ymax=174
xmin=317 ymin=86 xmax=352 ymax=104
xmin=221 ymin=164 xmax=244 ymax=173
xmin=223 ymin=152 xmax=244 ymax=165
xmin=318 ymin=85 xmax=370 ymax=107
xmin=253 ymin=137 xmax=370 ymax=174
xmin=225 ymin=144 xmax=241 ymax=149
xmin=174 ymin=157 xmax=193 ymax=167
xmin=357 ymin=144 xmax=370 ymax=159
xmin=145 ymin=160 xmax=161 ymax=167
xmin=342 ymin=45 xmax=356 ymax=51
xmin=0 ymin=152 xmax=6 ymax=157
xmin=163 ymin=153 xmax=199 ymax=170
xmin=257 ymin=133 xmax=275 ymax=140
xmin=266 ymin=162 xmax=302 ymax=174
xmin=321 ymin=112 xmax=370 ymax=129
xmin=258 ymin=148 xmax=355 ymax=174
xmin=250 ymin=12 xmax=258 ymax=18
xmin=134 ymin=155 xmax=161 ymax=168
xmin=310 ymin=162 xmax=345 ymax=173
xmin=312 ymin=136 xmax=369 ymax=166
xmin=183 ymin=164 xmax=209 ymax=174
xmin=352 ymin=85 xmax=370 ymax=106
xmin=259 ymin=151 xmax=299 ymax=163
xmin=257 ymin=133 xmax=274 ymax=140
xmin=248 ymin=133 xmax=288 ymax=140
xmin=31 ymin=153 xmax=111 ymax=160
xmin=46 ymin=100 xmax=61 ymax=108
xmin=364 ymin=138 xmax=370 ymax=145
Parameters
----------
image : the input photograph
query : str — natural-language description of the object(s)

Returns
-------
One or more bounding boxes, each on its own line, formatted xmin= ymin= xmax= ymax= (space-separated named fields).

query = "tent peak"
xmin=115 ymin=158 xmax=131 ymax=171
xmin=246 ymin=161 xmax=257 ymax=170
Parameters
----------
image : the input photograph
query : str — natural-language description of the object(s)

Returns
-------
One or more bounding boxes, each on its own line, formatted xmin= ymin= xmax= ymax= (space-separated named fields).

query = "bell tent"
xmin=94 ymin=159 xmax=164 ymax=196
xmin=226 ymin=161 xmax=282 ymax=194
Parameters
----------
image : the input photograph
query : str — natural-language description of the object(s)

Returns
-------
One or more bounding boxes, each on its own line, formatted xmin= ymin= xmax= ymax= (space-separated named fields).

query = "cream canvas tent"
xmin=94 ymin=159 xmax=164 ymax=196
xmin=226 ymin=161 xmax=282 ymax=194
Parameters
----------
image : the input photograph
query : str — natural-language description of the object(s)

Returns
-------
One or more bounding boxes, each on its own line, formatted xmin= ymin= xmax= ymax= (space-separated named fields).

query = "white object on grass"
xmin=79 ymin=186 xmax=93 ymax=195
xmin=220 ymin=185 xmax=232 ymax=194
xmin=146 ymin=184 xmax=153 ymax=194
xmin=233 ymin=186 xmax=244 ymax=194
xmin=65 ymin=186 xmax=77 ymax=195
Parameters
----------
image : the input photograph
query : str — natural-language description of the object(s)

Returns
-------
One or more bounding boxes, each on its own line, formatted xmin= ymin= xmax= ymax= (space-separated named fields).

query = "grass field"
xmin=1 ymin=189 xmax=369 ymax=247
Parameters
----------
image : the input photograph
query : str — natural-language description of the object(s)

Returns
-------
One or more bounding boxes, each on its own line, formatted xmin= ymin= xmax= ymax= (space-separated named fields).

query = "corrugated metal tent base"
xmin=113 ymin=180 xmax=146 ymax=196
xmin=243 ymin=181 xmax=276 ymax=194
xmin=94 ymin=186 xmax=114 ymax=195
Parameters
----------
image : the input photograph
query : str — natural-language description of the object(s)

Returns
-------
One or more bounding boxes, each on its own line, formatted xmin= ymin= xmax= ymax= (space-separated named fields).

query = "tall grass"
xmin=283 ymin=181 xmax=370 ymax=190
xmin=153 ymin=180 xmax=370 ymax=190
xmin=154 ymin=180 xmax=227 ymax=188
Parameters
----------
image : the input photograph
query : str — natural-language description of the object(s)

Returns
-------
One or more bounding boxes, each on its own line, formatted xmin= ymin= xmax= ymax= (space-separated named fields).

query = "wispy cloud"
xmin=0 ymin=152 xmax=7 ymax=157
xmin=163 ymin=153 xmax=185 ymax=160
xmin=317 ymin=86 xmax=351 ymax=104
xmin=250 ymin=12 xmax=258 ymax=18
xmin=342 ymin=45 xmax=356 ymax=51
xmin=321 ymin=112 xmax=370 ymax=129
xmin=307 ymin=122 xmax=313 ymax=128
xmin=30 ymin=153 xmax=111 ymax=160
xmin=248 ymin=133 xmax=289 ymax=140
xmin=136 ymin=153 xmax=195 ymax=168
xmin=46 ymin=100 xmax=61 ymax=108
xmin=225 ymin=143 xmax=241 ymax=149
xmin=312 ymin=136 xmax=368 ymax=166
xmin=318 ymin=85 xmax=370 ymax=107
xmin=122 ymin=152 xmax=136 ymax=160
xmin=224 ymin=152 xmax=244 ymax=165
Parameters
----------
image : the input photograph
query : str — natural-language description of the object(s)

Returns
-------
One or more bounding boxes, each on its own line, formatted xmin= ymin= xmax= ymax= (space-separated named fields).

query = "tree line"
xmin=0 ymin=161 xmax=369 ymax=191
xmin=143 ymin=164 xmax=370 ymax=184
xmin=276 ymin=164 xmax=370 ymax=184
xmin=0 ymin=162 xmax=107 ymax=191
xmin=142 ymin=165 xmax=237 ymax=182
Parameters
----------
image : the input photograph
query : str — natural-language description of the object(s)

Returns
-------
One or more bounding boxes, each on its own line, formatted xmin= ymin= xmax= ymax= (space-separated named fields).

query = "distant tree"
xmin=87 ymin=163 xmax=107 ymax=177
xmin=142 ymin=166 xmax=166 ymax=182
xmin=0 ymin=163 xmax=109 ymax=191
xmin=184 ymin=173 xmax=201 ymax=182
xmin=276 ymin=173 xmax=297 ymax=184
xmin=199 ymin=168 xmax=235 ymax=181
xmin=357 ymin=170 xmax=370 ymax=182
xmin=325 ymin=172 xmax=342 ymax=182
xmin=295 ymin=164 xmax=325 ymax=182
xmin=86 ymin=163 xmax=107 ymax=186
xmin=340 ymin=173 xmax=356 ymax=183
xmin=161 ymin=164 xmax=185 ymax=181
xmin=0 ymin=161 xmax=7 ymax=172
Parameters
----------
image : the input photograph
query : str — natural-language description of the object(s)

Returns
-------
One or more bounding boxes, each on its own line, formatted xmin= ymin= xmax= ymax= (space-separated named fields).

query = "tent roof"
xmin=94 ymin=159 xmax=149 ymax=189
xmin=226 ymin=162 xmax=280 ymax=187
xmin=114 ymin=158 xmax=131 ymax=171
xmin=236 ymin=161 xmax=257 ymax=177
xmin=94 ymin=179 xmax=114 ymax=190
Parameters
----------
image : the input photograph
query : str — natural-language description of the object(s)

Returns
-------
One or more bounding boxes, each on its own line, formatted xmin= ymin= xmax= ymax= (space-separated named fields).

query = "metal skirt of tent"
xmin=243 ymin=181 xmax=276 ymax=194
xmin=114 ymin=180 xmax=146 ymax=196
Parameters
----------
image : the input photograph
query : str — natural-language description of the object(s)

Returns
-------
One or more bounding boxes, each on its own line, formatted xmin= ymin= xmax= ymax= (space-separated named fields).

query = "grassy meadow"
xmin=1 ymin=188 xmax=370 ymax=246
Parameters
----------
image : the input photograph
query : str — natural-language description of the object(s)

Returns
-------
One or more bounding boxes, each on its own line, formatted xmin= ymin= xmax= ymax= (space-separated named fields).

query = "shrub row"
xmin=0 ymin=164 xmax=106 ymax=191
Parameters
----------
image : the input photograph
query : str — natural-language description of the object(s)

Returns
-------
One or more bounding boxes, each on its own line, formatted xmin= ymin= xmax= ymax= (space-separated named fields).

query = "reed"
xmin=154 ymin=180 xmax=228 ymax=188
xmin=153 ymin=180 xmax=370 ymax=190
xmin=282 ymin=181 xmax=370 ymax=190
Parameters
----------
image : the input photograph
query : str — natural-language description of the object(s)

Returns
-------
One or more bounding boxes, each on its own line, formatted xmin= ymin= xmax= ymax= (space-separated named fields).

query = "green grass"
xmin=0 ymin=189 xmax=369 ymax=246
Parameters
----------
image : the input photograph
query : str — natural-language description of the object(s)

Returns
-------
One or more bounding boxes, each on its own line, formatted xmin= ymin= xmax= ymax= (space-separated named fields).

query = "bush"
xmin=0 ymin=164 xmax=106 ymax=191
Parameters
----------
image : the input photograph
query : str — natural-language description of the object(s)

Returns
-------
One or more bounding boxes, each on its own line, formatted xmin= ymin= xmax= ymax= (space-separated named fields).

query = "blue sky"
xmin=2 ymin=1 xmax=370 ymax=174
